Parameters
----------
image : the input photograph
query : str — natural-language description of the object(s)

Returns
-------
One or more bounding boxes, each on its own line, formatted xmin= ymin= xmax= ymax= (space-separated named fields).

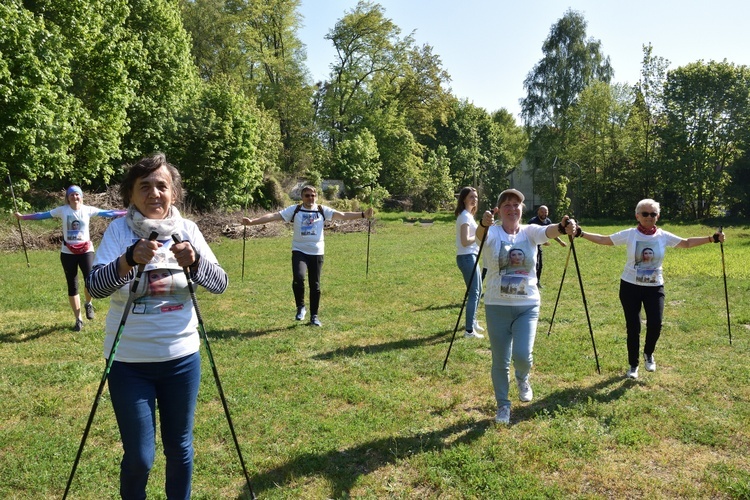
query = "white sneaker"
xmin=626 ymin=365 xmax=639 ymax=379
xmin=495 ymin=406 xmax=510 ymax=424
xmin=473 ymin=320 xmax=485 ymax=332
xmin=517 ymin=378 xmax=533 ymax=402
xmin=643 ymin=353 xmax=656 ymax=372
xmin=464 ymin=330 xmax=484 ymax=339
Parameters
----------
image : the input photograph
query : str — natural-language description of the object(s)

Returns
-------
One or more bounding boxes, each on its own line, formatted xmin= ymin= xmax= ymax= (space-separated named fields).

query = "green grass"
xmin=1 ymin=213 xmax=749 ymax=499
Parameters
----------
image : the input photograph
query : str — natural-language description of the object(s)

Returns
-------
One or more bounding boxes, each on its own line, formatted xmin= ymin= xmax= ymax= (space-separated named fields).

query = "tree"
xmin=168 ymin=82 xmax=269 ymax=211
xmin=521 ymin=9 xmax=613 ymax=130
xmin=330 ymin=128 xmax=381 ymax=196
xmin=316 ymin=1 xmax=407 ymax=151
xmin=120 ymin=0 xmax=199 ymax=163
xmin=520 ymin=9 xmax=613 ymax=205
xmin=657 ymin=60 xmax=750 ymax=218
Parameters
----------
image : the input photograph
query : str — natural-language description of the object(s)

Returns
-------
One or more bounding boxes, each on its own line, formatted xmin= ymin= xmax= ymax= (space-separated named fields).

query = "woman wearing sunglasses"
xmin=577 ymin=199 xmax=724 ymax=379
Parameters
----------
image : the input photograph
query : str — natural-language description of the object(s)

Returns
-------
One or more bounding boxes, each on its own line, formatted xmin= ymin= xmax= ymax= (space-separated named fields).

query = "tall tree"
xmin=657 ymin=60 xmax=750 ymax=218
xmin=120 ymin=0 xmax=199 ymax=163
xmin=316 ymin=1 xmax=407 ymax=151
xmin=520 ymin=9 xmax=613 ymax=203
xmin=0 ymin=1 xmax=80 ymax=206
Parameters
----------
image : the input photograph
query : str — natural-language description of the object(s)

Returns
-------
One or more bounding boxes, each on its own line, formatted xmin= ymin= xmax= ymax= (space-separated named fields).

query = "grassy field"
xmin=1 ymin=212 xmax=749 ymax=499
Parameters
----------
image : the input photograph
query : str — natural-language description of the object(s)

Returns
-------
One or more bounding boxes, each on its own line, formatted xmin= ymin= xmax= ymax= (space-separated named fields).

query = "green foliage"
xmin=413 ymin=146 xmax=453 ymax=212
xmin=331 ymin=129 xmax=381 ymax=196
xmin=0 ymin=1 xmax=81 ymax=205
xmin=658 ymin=60 xmax=750 ymax=219
xmin=169 ymin=82 xmax=264 ymax=211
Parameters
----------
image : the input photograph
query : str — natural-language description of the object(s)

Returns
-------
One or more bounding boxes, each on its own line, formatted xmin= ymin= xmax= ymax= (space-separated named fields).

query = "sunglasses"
xmin=303 ymin=193 xmax=316 ymax=198
xmin=640 ymin=212 xmax=658 ymax=218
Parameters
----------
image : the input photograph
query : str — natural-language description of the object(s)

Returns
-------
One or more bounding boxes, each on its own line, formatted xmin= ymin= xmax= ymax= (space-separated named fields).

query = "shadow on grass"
xmin=312 ymin=330 xmax=450 ymax=360
xmin=513 ymin=374 xmax=629 ymax=423
xmin=414 ymin=302 xmax=461 ymax=312
xmin=241 ymin=418 xmax=491 ymax=499
xmin=203 ymin=324 xmax=298 ymax=340
xmin=0 ymin=325 xmax=62 ymax=343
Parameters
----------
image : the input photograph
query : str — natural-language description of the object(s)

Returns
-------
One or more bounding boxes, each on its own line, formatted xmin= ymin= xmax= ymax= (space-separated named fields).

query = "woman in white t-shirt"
xmin=475 ymin=189 xmax=576 ymax=424
xmin=454 ymin=186 xmax=484 ymax=338
xmin=14 ymin=185 xmax=124 ymax=331
xmin=578 ymin=198 xmax=725 ymax=380
xmin=87 ymin=153 xmax=228 ymax=498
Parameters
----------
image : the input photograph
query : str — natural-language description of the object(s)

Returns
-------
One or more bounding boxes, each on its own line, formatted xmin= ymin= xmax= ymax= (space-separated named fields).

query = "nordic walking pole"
xmin=443 ymin=223 xmax=488 ymax=371
xmin=548 ymin=242 xmax=573 ymax=336
xmin=241 ymin=224 xmax=247 ymax=281
xmin=7 ymin=174 xmax=30 ymax=267
xmin=172 ymin=234 xmax=256 ymax=499
xmin=63 ymin=231 xmax=158 ymax=499
xmin=567 ymin=227 xmax=601 ymax=374
xmin=718 ymin=226 xmax=731 ymax=345
xmin=366 ymin=183 xmax=373 ymax=278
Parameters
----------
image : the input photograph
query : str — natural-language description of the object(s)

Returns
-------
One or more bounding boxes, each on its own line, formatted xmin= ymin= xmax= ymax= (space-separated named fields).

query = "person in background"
xmin=15 ymin=185 xmax=125 ymax=331
xmin=87 ymin=153 xmax=228 ymax=499
xmin=576 ymin=198 xmax=725 ymax=380
xmin=241 ymin=185 xmax=374 ymax=327
xmin=475 ymin=189 xmax=576 ymax=424
xmin=454 ymin=186 xmax=485 ymax=339
xmin=528 ymin=205 xmax=566 ymax=287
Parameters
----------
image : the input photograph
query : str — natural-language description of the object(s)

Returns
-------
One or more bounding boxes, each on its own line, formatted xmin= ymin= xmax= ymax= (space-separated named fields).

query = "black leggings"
xmin=619 ymin=280 xmax=665 ymax=367
xmin=292 ymin=251 xmax=324 ymax=315
xmin=60 ymin=252 xmax=94 ymax=297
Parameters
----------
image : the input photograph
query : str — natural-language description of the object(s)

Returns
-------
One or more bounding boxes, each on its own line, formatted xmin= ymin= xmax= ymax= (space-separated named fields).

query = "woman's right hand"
xmin=14 ymin=211 xmax=22 ymax=219
xmin=242 ymin=216 xmax=252 ymax=226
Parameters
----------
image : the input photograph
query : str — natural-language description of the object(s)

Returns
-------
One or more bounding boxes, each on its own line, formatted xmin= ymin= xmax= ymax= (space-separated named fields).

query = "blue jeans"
xmin=109 ymin=352 xmax=201 ymax=500
xmin=456 ymin=254 xmax=482 ymax=331
xmin=485 ymin=304 xmax=539 ymax=408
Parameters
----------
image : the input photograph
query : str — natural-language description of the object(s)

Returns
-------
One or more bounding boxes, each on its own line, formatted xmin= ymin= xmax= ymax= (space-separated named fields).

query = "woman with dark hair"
xmin=15 ymin=185 xmax=124 ymax=331
xmin=577 ymin=198 xmax=724 ymax=380
xmin=454 ymin=186 xmax=484 ymax=338
xmin=87 ymin=153 xmax=228 ymax=498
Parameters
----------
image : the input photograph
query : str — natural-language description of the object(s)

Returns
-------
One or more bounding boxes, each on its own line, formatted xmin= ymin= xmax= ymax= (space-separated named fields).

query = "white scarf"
xmin=125 ymin=205 xmax=181 ymax=239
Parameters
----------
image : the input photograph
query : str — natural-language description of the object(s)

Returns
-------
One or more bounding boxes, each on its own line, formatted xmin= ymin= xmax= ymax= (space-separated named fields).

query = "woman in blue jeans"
xmin=454 ymin=187 xmax=484 ymax=338
xmin=87 ymin=153 xmax=228 ymax=499
xmin=475 ymin=189 xmax=576 ymax=424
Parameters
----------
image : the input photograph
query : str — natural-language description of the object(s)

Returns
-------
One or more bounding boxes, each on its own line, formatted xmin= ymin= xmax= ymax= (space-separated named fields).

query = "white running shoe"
xmin=495 ymin=406 xmax=510 ymax=424
xmin=464 ymin=330 xmax=484 ymax=339
xmin=473 ymin=320 xmax=485 ymax=332
xmin=643 ymin=353 xmax=656 ymax=372
xmin=626 ymin=365 xmax=639 ymax=379
xmin=517 ymin=378 xmax=533 ymax=402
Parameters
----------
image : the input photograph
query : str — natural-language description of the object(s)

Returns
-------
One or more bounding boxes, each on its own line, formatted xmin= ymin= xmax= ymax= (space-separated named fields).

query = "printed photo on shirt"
xmin=497 ymin=240 xmax=534 ymax=296
xmin=66 ymin=216 xmax=84 ymax=241
xmin=132 ymin=268 xmax=188 ymax=315
xmin=300 ymin=212 xmax=320 ymax=236
xmin=635 ymin=241 xmax=661 ymax=283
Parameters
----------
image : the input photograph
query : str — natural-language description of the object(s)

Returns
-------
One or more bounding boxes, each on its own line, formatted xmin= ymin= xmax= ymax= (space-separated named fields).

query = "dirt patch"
xmin=2 ymin=199 xmax=376 ymax=252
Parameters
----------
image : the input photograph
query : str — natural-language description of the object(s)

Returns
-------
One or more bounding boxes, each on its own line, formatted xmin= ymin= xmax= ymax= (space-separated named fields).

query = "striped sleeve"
xmin=191 ymin=257 xmax=228 ymax=294
xmin=87 ymin=261 xmax=135 ymax=299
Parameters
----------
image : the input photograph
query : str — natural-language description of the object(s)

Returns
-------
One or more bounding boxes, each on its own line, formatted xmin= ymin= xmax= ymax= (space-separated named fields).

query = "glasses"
xmin=640 ymin=212 xmax=658 ymax=218
xmin=303 ymin=193 xmax=316 ymax=198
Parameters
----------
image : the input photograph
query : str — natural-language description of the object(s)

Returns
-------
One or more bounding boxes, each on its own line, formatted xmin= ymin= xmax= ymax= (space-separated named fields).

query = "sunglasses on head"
xmin=640 ymin=211 xmax=658 ymax=218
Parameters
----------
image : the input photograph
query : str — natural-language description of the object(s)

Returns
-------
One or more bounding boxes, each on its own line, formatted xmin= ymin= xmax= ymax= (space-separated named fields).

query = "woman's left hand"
xmin=171 ymin=241 xmax=199 ymax=268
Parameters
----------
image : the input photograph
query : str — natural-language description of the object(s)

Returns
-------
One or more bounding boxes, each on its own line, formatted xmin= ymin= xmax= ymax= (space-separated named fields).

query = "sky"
xmin=297 ymin=0 xmax=750 ymax=122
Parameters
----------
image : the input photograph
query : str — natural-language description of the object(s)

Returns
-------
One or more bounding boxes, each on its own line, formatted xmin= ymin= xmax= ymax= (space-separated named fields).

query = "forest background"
xmin=2 ymin=0 xmax=750 ymax=220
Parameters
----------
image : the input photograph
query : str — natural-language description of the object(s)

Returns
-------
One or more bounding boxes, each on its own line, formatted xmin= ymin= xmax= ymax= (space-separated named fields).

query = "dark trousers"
xmin=535 ymin=246 xmax=543 ymax=283
xmin=619 ymin=280 xmax=665 ymax=367
xmin=60 ymin=251 xmax=93 ymax=296
xmin=292 ymin=251 xmax=324 ymax=315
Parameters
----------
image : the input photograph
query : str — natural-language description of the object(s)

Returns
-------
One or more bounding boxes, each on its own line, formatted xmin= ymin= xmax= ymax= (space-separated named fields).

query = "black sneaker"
xmin=74 ymin=319 xmax=84 ymax=332
xmin=310 ymin=315 xmax=322 ymax=327
xmin=85 ymin=302 xmax=95 ymax=320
